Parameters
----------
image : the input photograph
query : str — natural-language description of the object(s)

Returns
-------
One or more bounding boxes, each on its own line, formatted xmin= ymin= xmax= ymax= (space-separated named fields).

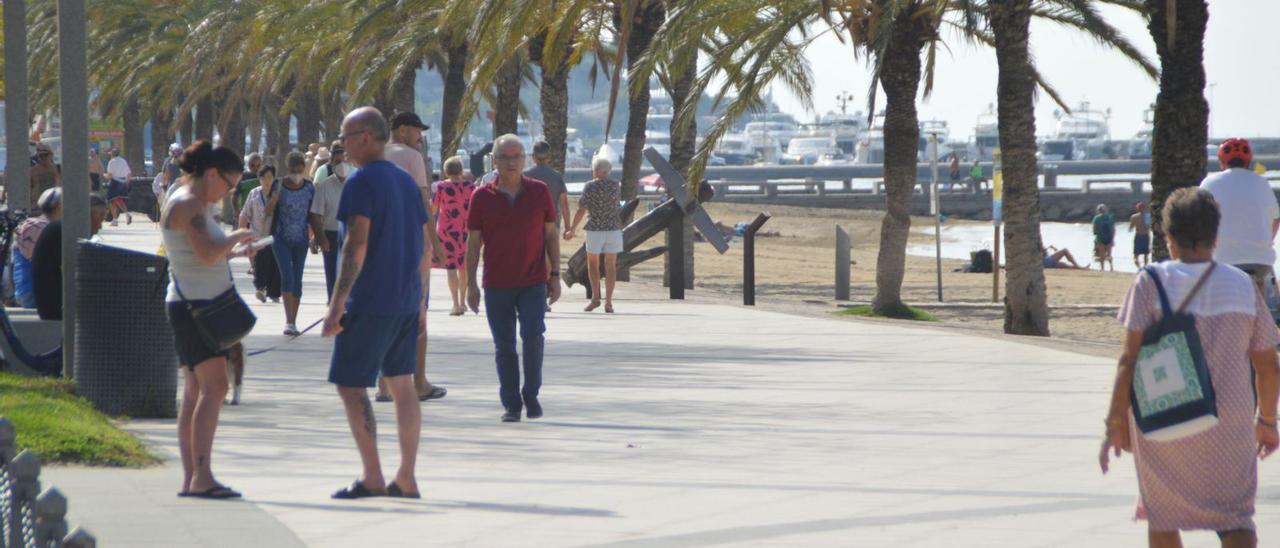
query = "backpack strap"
xmin=1142 ymin=266 xmax=1174 ymax=318
xmin=1176 ymin=261 xmax=1217 ymax=315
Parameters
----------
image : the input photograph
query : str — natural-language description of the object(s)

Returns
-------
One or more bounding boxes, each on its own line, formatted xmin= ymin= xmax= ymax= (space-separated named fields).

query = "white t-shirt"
xmin=106 ymin=157 xmax=131 ymax=181
xmin=1200 ymin=168 xmax=1280 ymax=266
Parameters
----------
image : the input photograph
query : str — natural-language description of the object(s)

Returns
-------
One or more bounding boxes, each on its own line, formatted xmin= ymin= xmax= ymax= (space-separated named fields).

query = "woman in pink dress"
xmin=1102 ymin=188 xmax=1280 ymax=548
xmin=429 ymin=157 xmax=475 ymax=316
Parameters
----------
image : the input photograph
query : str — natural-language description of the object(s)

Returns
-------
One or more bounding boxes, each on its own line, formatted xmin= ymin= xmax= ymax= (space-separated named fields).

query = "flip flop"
xmin=331 ymin=480 xmax=385 ymax=500
xmin=387 ymin=481 xmax=421 ymax=499
xmin=186 ymin=485 xmax=242 ymax=500
xmin=419 ymin=386 xmax=448 ymax=401
xmin=375 ymin=394 xmax=393 ymax=403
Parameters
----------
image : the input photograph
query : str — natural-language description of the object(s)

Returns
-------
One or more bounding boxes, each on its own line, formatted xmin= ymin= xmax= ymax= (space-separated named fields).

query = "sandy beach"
xmin=607 ymin=202 xmax=1136 ymax=350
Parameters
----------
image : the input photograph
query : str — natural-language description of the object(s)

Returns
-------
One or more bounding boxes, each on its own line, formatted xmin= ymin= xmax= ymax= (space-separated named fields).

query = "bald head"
xmin=493 ymin=134 xmax=526 ymax=185
xmin=341 ymin=107 xmax=388 ymax=167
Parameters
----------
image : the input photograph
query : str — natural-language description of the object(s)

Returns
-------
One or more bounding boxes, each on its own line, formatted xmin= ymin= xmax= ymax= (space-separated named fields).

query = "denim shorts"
xmin=585 ymin=230 xmax=624 ymax=254
xmin=272 ymin=242 xmax=309 ymax=296
xmin=328 ymin=312 xmax=419 ymax=388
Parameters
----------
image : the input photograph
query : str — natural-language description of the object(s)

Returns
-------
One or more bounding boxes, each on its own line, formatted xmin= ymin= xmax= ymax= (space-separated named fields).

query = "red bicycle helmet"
xmin=1218 ymin=138 xmax=1253 ymax=167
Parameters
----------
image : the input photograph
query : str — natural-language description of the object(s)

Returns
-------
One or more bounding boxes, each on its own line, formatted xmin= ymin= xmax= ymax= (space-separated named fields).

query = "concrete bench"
xmin=872 ymin=180 xmax=927 ymax=195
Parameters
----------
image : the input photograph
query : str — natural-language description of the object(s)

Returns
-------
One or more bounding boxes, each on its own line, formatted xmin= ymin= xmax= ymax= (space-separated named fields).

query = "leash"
xmin=244 ymin=316 xmax=325 ymax=357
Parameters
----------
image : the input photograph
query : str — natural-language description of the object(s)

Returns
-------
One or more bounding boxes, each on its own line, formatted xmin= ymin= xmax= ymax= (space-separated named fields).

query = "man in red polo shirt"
xmin=466 ymin=134 xmax=562 ymax=423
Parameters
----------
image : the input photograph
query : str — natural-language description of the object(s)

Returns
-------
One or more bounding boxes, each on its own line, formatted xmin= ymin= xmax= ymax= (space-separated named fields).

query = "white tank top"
xmin=163 ymin=185 xmax=233 ymax=302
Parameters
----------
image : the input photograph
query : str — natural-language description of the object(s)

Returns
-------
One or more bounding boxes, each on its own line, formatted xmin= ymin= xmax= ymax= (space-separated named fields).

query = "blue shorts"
xmin=328 ymin=312 xmax=418 ymax=388
xmin=272 ymin=242 xmax=309 ymax=296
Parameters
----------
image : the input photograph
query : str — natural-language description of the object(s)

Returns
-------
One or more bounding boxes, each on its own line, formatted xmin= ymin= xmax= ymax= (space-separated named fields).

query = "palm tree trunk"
xmin=122 ymin=97 xmax=146 ymax=175
xmin=393 ymin=66 xmax=417 ymax=114
xmin=248 ymin=96 xmax=263 ymax=153
xmin=1146 ymin=0 xmax=1209 ymax=260
xmin=179 ymin=108 xmax=194 ymax=146
xmin=195 ymin=97 xmax=215 ymax=142
xmin=322 ymin=89 xmax=343 ymax=144
xmin=296 ymin=86 xmax=321 ymax=149
xmin=539 ymin=53 xmax=570 ymax=172
xmin=620 ymin=2 xmax=666 ymax=204
xmin=150 ymin=107 xmax=174 ymax=174
xmin=665 ymin=47 xmax=698 ymax=289
xmin=494 ymin=58 xmax=522 ymax=137
xmin=871 ymin=15 xmax=926 ymax=314
xmin=222 ymin=101 xmax=247 ymax=155
xmin=991 ymin=0 xmax=1050 ymax=336
xmin=441 ymin=40 xmax=468 ymax=161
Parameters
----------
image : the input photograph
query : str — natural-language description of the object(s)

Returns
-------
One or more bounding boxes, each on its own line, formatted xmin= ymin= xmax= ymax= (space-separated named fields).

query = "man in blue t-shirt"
xmin=322 ymin=107 xmax=432 ymax=500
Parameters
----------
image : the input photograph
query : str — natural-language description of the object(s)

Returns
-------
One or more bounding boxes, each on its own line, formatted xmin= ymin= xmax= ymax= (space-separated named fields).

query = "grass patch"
xmin=836 ymin=304 xmax=938 ymax=322
xmin=0 ymin=373 xmax=157 ymax=467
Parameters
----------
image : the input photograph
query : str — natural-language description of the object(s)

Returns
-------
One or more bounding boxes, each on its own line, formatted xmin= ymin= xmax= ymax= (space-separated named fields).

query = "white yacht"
xmin=1039 ymin=102 xmax=1113 ymax=161
xmin=917 ymin=119 xmax=951 ymax=161
xmin=855 ymin=112 xmax=886 ymax=164
xmin=969 ymin=104 xmax=999 ymax=161
xmin=809 ymin=111 xmax=867 ymax=158
xmin=744 ymin=111 xmax=799 ymax=161
xmin=1127 ymin=104 xmax=1154 ymax=160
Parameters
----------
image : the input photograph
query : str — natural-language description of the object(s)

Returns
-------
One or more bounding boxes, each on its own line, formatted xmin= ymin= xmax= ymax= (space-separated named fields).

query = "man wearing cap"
xmin=310 ymin=144 xmax=350 ymax=300
xmin=29 ymin=144 xmax=60 ymax=211
xmin=381 ymin=111 xmax=447 ymax=403
xmin=313 ymin=140 xmax=343 ymax=182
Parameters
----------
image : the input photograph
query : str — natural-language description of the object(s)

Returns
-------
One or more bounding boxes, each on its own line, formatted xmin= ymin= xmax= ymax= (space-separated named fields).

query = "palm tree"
xmin=1144 ymin=0 xmax=1208 ymax=260
xmin=615 ymin=1 xmax=666 ymax=203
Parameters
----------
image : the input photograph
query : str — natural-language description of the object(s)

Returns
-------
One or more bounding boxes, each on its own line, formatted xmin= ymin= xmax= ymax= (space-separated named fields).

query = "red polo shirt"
xmin=468 ymin=177 xmax=555 ymax=289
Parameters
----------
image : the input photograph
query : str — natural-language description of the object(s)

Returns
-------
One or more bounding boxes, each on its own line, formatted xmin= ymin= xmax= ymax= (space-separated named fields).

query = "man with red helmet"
xmin=1199 ymin=138 xmax=1279 ymax=293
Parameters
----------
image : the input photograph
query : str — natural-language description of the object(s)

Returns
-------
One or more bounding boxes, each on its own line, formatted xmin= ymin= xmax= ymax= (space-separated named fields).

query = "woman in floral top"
xmin=565 ymin=156 xmax=622 ymax=313
xmin=430 ymin=157 xmax=476 ymax=316
xmin=269 ymin=152 xmax=315 ymax=335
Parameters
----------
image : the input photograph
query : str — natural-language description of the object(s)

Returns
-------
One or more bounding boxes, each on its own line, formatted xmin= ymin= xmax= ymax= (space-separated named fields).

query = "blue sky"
xmin=772 ymin=1 xmax=1279 ymax=141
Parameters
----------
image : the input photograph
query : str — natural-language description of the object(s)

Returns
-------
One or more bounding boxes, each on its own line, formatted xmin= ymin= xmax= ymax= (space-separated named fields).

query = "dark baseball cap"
xmin=330 ymin=144 xmax=345 ymax=155
xmin=390 ymin=112 xmax=430 ymax=130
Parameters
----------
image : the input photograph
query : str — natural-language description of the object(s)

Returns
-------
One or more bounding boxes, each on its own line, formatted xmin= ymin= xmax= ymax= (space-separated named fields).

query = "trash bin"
xmin=74 ymin=241 xmax=177 ymax=418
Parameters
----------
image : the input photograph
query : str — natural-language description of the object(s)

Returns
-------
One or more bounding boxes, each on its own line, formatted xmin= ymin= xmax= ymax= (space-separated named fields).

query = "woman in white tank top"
xmin=161 ymin=141 xmax=255 ymax=500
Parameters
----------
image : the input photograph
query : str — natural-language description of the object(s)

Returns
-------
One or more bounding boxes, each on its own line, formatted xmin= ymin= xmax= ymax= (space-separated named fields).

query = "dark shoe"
xmin=525 ymin=399 xmax=543 ymax=419
xmin=186 ymin=484 xmax=242 ymax=500
xmin=374 ymin=394 xmax=393 ymax=403
xmin=418 ymin=385 xmax=447 ymax=401
xmin=331 ymin=480 xmax=385 ymax=499
xmin=501 ymin=409 xmax=522 ymax=423
xmin=387 ymin=481 xmax=421 ymax=499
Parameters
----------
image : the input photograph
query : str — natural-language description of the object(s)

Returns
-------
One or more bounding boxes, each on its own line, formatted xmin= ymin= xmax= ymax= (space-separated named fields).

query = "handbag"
xmin=1130 ymin=262 xmax=1219 ymax=442
xmin=172 ymin=268 xmax=257 ymax=351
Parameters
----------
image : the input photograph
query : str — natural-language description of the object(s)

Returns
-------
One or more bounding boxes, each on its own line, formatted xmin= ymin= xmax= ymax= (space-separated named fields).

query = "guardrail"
xmin=0 ymin=418 xmax=96 ymax=548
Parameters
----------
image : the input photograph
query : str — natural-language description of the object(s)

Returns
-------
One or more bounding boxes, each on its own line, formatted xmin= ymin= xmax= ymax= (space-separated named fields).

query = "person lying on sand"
xmin=1043 ymin=245 xmax=1090 ymax=270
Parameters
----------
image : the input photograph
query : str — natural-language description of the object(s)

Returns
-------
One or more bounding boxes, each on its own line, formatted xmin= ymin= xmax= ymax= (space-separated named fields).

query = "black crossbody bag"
xmin=172 ymin=268 xmax=257 ymax=351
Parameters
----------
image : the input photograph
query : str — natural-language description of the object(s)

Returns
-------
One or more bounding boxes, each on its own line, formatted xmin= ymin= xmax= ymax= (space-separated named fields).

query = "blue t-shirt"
xmin=337 ymin=160 xmax=427 ymax=316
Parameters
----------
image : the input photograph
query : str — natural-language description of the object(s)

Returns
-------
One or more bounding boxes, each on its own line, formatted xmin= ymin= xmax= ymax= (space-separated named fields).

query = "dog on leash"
xmin=225 ymin=342 xmax=245 ymax=405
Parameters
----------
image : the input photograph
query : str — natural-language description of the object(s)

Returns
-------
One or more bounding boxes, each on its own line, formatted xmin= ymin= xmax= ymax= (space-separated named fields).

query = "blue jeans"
xmin=322 ymin=230 xmax=342 ymax=302
xmin=484 ymin=283 xmax=547 ymax=412
xmin=273 ymin=241 xmax=309 ymax=296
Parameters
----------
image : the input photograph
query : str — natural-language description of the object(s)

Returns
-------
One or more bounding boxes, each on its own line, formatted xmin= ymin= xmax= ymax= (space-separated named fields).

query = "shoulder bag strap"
xmin=1176 ymin=261 xmax=1217 ymax=315
xmin=1143 ymin=266 xmax=1175 ymax=318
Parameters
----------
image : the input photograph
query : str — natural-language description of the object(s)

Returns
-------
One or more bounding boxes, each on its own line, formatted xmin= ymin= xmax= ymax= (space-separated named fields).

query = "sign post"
xmin=929 ymin=134 xmax=942 ymax=302
xmin=991 ymin=148 xmax=1003 ymax=304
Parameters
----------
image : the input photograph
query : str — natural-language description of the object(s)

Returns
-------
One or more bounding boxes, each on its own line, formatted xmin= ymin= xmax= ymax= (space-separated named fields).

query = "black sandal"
xmin=387 ymin=481 xmax=421 ymax=499
xmin=186 ymin=484 xmax=242 ymax=499
xmin=331 ymin=480 xmax=385 ymax=500
xmin=419 ymin=386 xmax=447 ymax=401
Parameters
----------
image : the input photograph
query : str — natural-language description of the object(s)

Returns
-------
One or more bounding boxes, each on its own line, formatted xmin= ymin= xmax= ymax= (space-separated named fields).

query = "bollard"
xmin=842 ymin=179 xmax=853 ymax=192
xmin=10 ymin=450 xmax=41 ymax=548
xmin=669 ymin=213 xmax=685 ymax=300
xmin=1043 ymin=164 xmax=1058 ymax=189
xmin=64 ymin=526 xmax=97 ymax=548
xmin=743 ymin=213 xmax=772 ymax=306
xmin=836 ymin=225 xmax=852 ymax=301
xmin=35 ymin=487 xmax=68 ymax=546
xmin=764 ymin=183 xmax=777 ymax=198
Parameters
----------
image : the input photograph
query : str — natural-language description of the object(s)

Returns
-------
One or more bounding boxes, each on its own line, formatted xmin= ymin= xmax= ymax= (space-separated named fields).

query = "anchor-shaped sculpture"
xmin=564 ymin=147 xmax=730 ymax=298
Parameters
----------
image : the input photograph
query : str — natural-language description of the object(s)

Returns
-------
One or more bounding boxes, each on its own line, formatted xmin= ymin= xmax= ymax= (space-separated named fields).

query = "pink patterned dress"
xmin=431 ymin=179 xmax=475 ymax=270
xmin=1117 ymin=261 xmax=1280 ymax=532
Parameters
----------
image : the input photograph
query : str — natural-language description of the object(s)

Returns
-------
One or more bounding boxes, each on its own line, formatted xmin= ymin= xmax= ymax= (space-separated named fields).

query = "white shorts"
xmin=585 ymin=230 xmax=624 ymax=254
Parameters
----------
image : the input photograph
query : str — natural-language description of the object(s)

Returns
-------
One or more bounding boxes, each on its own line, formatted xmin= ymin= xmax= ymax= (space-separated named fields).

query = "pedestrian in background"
xmin=565 ymin=156 xmax=622 ymax=314
xmin=269 ymin=152 xmax=315 ymax=336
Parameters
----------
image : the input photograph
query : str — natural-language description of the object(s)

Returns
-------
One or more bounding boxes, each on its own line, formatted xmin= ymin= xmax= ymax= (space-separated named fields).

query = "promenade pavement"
xmin=41 ymin=222 xmax=1280 ymax=547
